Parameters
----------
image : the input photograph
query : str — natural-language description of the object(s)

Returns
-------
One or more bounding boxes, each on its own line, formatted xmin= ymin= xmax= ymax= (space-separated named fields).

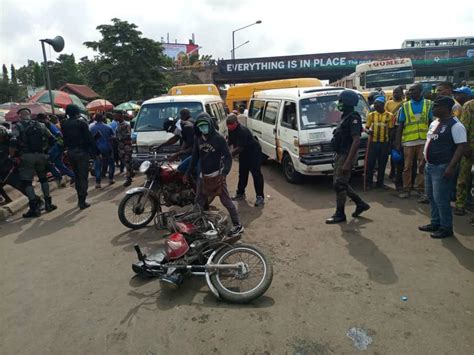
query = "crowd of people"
xmin=1 ymin=81 xmax=472 ymax=239
xmin=0 ymin=105 xmax=135 ymax=214
xmin=361 ymin=82 xmax=473 ymax=237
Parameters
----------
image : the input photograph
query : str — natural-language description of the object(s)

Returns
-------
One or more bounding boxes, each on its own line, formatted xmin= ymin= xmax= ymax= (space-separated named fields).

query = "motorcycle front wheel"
xmin=118 ymin=191 xmax=158 ymax=229
xmin=209 ymin=244 xmax=273 ymax=303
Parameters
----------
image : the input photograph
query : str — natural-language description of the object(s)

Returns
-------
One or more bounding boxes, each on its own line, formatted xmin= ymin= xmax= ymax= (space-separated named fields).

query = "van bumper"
xmin=295 ymin=150 xmax=366 ymax=175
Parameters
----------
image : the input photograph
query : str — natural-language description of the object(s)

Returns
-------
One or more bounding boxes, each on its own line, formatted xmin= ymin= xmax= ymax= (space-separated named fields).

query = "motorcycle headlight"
xmin=139 ymin=161 xmax=151 ymax=173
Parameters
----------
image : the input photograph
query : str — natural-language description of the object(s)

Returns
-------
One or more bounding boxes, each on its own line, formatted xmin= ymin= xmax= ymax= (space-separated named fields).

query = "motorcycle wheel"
xmin=118 ymin=191 xmax=157 ymax=229
xmin=209 ymin=244 xmax=273 ymax=303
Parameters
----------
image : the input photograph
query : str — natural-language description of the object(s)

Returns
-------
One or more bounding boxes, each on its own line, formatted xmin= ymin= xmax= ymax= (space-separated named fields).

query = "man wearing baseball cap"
xmin=419 ymin=96 xmax=467 ymax=238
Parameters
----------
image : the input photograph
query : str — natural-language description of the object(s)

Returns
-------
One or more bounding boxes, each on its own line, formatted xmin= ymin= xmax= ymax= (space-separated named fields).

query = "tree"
xmin=10 ymin=64 xmax=17 ymax=85
xmin=84 ymin=18 xmax=168 ymax=102
xmin=2 ymin=64 xmax=8 ymax=82
xmin=48 ymin=54 xmax=84 ymax=88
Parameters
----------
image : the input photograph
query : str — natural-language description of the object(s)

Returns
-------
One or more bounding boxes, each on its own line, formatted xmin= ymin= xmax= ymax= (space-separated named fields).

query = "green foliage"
xmin=2 ymin=64 xmax=8 ymax=82
xmin=10 ymin=64 xmax=17 ymax=85
xmin=83 ymin=18 xmax=169 ymax=102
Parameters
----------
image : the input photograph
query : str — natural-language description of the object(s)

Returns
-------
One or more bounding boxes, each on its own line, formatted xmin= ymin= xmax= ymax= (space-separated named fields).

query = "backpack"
xmin=21 ymin=121 xmax=46 ymax=153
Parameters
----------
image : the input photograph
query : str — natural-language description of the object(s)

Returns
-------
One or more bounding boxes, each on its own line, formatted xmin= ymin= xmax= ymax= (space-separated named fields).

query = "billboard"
xmin=163 ymin=43 xmax=200 ymax=60
xmin=218 ymin=46 xmax=474 ymax=75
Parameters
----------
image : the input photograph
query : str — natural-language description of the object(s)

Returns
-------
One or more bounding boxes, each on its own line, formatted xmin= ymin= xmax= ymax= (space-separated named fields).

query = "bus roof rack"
xmin=302 ymin=87 xmax=342 ymax=94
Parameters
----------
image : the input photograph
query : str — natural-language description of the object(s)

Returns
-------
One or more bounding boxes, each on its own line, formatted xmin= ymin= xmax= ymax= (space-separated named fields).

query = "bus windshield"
xmin=299 ymin=95 xmax=369 ymax=130
xmin=365 ymin=68 xmax=414 ymax=88
xmin=134 ymin=102 xmax=204 ymax=132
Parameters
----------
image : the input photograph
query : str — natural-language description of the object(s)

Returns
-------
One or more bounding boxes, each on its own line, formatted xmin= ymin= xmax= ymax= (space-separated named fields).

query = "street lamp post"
xmin=230 ymin=41 xmax=250 ymax=57
xmin=39 ymin=36 xmax=64 ymax=115
xmin=231 ymin=20 xmax=261 ymax=61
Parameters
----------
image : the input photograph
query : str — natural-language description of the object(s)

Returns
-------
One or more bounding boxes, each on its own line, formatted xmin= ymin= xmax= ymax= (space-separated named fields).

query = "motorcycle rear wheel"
xmin=209 ymin=244 xmax=273 ymax=303
xmin=118 ymin=191 xmax=157 ymax=229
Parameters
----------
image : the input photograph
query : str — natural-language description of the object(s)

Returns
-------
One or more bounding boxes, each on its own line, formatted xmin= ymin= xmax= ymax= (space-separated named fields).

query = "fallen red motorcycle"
xmin=132 ymin=209 xmax=273 ymax=303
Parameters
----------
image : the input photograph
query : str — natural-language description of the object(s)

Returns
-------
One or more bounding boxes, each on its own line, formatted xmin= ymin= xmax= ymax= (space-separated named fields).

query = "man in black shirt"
xmin=326 ymin=90 xmax=370 ymax=224
xmin=418 ymin=96 xmax=467 ymax=238
xmin=157 ymin=108 xmax=195 ymax=161
xmin=62 ymin=104 xmax=98 ymax=209
xmin=185 ymin=113 xmax=243 ymax=237
xmin=227 ymin=114 xmax=265 ymax=207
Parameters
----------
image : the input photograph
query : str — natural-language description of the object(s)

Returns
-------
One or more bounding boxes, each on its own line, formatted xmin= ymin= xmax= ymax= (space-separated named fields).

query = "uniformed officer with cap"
xmin=326 ymin=90 xmax=370 ymax=224
xmin=9 ymin=107 xmax=57 ymax=217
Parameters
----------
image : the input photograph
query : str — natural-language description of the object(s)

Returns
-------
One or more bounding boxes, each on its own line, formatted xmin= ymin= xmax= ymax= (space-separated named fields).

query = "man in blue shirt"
xmin=90 ymin=113 xmax=116 ymax=188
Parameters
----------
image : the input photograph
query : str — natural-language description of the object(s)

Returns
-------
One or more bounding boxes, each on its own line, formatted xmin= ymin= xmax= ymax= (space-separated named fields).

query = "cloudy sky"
xmin=1 ymin=0 xmax=473 ymax=68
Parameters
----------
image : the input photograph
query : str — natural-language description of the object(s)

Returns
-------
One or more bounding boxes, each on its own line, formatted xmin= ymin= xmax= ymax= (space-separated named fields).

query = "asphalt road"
xmin=0 ymin=162 xmax=473 ymax=354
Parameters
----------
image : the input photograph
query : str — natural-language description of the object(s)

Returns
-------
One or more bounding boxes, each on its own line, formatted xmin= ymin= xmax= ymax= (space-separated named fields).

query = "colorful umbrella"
xmin=115 ymin=102 xmax=140 ymax=111
xmin=4 ymin=102 xmax=54 ymax=123
xmin=0 ymin=102 xmax=20 ymax=110
xmin=86 ymin=99 xmax=114 ymax=112
xmin=30 ymin=90 xmax=86 ymax=112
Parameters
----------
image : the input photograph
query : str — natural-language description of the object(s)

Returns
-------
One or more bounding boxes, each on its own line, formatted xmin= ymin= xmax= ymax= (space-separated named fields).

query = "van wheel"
xmin=282 ymin=154 xmax=303 ymax=184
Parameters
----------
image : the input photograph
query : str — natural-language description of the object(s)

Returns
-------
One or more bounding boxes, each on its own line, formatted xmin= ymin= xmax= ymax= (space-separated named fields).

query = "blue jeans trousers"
xmin=425 ymin=163 xmax=454 ymax=231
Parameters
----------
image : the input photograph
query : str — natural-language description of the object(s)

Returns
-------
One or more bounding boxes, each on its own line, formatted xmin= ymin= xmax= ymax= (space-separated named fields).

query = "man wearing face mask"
xmin=326 ymin=90 xmax=370 ymax=224
xmin=227 ymin=114 xmax=265 ymax=207
xmin=185 ymin=112 xmax=244 ymax=236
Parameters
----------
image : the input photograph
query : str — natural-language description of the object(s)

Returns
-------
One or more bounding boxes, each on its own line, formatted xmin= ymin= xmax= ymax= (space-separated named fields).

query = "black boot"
xmin=78 ymin=196 xmax=90 ymax=210
xmin=44 ymin=197 xmax=57 ymax=213
xmin=352 ymin=201 xmax=370 ymax=217
xmin=326 ymin=207 xmax=346 ymax=224
xmin=23 ymin=200 xmax=41 ymax=218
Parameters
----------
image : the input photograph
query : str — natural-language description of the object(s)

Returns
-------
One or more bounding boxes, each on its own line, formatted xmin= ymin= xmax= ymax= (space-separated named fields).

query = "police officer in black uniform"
xmin=326 ymin=90 xmax=370 ymax=224
xmin=10 ymin=107 xmax=57 ymax=217
xmin=62 ymin=104 xmax=98 ymax=209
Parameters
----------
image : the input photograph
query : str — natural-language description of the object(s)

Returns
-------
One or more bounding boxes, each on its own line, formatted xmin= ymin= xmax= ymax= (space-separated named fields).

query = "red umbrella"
xmin=4 ymin=102 xmax=54 ymax=123
xmin=86 ymin=99 xmax=114 ymax=112
xmin=30 ymin=90 xmax=86 ymax=112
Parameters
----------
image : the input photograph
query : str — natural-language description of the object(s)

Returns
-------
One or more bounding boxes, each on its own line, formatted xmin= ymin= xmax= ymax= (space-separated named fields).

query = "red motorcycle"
xmin=118 ymin=153 xmax=195 ymax=229
xmin=132 ymin=209 xmax=273 ymax=303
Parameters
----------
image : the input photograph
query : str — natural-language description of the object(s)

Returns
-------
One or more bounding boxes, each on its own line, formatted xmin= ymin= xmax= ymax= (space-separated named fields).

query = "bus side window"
xmin=249 ymin=100 xmax=265 ymax=121
xmin=205 ymin=104 xmax=213 ymax=116
xmin=281 ymin=101 xmax=297 ymax=130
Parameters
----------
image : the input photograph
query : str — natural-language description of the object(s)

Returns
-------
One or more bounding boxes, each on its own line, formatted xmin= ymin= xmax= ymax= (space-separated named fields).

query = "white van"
xmin=247 ymin=87 xmax=370 ymax=183
xmin=132 ymin=95 xmax=227 ymax=166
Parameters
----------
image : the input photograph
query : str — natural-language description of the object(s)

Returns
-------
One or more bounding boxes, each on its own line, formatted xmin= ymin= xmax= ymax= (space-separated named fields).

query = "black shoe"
xmin=78 ymin=196 xmax=90 ymax=210
xmin=23 ymin=200 xmax=40 ymax=218
xmin=325 ymin=214 xmax=347 ymax=224
xmin=23 ymin=208 xmax=40 ymax=218
xmin=352 ymin=202 xmax=370 ymax=217
xmin=79 ymin=201 xmax=91 ymax=210
xmin=123 ymin=178 xmax=132 ymax=187
xmin=254 ymin=196 xmax=265 ymax=207
xmin=418 ymin=224 xmax=440 ymax=232
xmin=430 ymin=228 xmax=453 ymax=239
xmin=44 ymin=197 xmax=57 ymax=213
xmin=232 ymin=193 xmax=246 ymax=201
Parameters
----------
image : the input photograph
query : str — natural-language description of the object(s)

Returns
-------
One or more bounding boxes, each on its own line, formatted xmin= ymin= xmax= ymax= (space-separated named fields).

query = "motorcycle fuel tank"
xmin=165 ymin=232 xmax=190 ymax=260
xmin=160 ymin=164 xmax=181 ymax=184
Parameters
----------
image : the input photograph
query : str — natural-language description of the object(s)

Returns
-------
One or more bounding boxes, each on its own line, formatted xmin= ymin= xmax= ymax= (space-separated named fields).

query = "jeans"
xmin=94 ymin=151 xmax=115 ymax=184
xmin=196 ymin=178 xmax=240 ymax=225
xmin=48 ymin=145 xmax=75 ymax=180
xmin=177 ymin=156 xmax=200 ymax=177
xmin=425 ymin=163 xmax=454 ymax=231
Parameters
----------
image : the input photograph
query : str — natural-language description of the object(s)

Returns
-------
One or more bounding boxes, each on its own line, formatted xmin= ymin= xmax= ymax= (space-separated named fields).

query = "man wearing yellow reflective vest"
xmin=396 ymin=83 xmax=433 ymax=199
